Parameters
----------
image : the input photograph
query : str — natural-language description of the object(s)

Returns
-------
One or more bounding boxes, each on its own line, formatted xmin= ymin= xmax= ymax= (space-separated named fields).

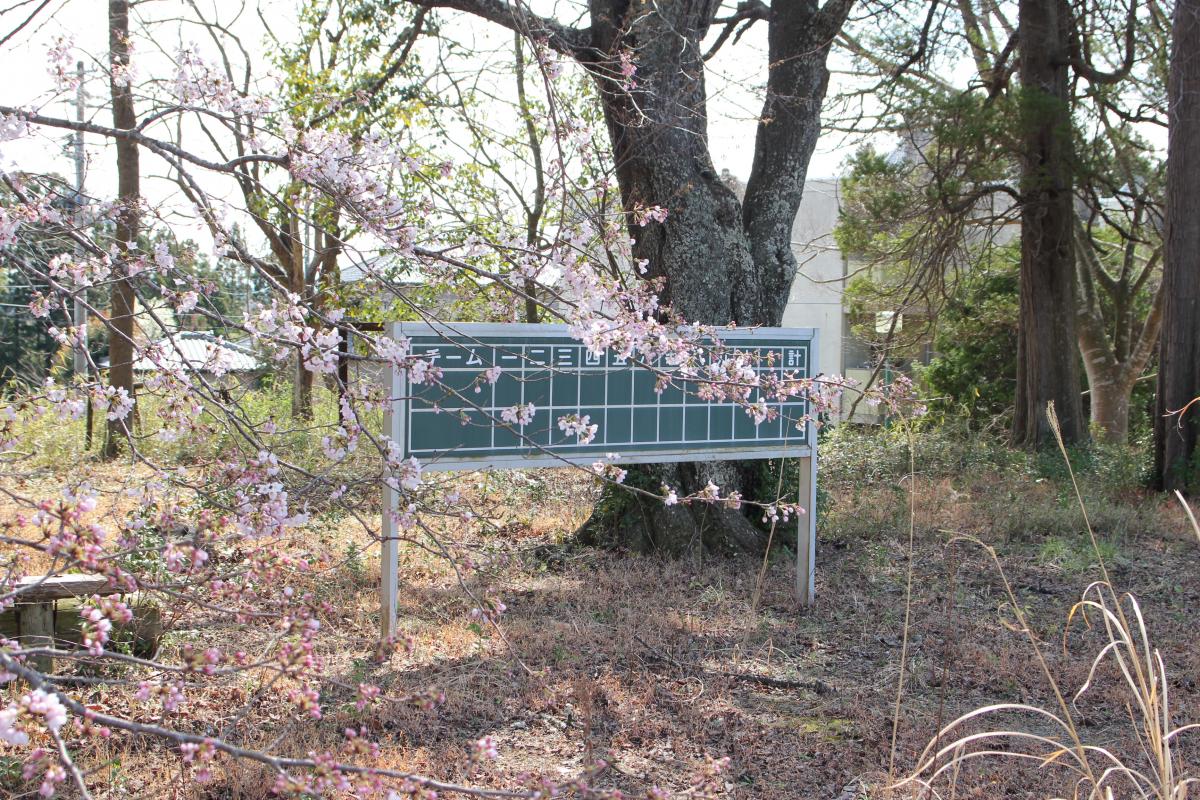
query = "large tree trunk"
xmin=1155 ymin=0 xmax=1200 ymax=492
xmin=1012 ymin=0 xmax=1086 ymax=447
xmin=576 ymin=0 xmax=848 ymax=555
xmin=103 ymin=0 xmax=139 ymax=460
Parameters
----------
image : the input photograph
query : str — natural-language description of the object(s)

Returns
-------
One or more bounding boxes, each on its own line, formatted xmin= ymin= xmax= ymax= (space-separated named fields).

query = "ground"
xmin=2 ymin=426 xmax=1199 ymax=799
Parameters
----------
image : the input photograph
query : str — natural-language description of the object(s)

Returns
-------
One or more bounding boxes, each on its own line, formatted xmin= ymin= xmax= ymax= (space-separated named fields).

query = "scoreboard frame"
xmin=379 ymin=322 xmax=819 ymax=640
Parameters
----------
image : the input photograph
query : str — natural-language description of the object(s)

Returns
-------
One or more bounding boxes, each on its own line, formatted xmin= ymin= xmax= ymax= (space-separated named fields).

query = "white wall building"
xmin=781 ymin=179 xmax=848 ymax=383
xmin=780 ymin=178 xmax=886 ymax=422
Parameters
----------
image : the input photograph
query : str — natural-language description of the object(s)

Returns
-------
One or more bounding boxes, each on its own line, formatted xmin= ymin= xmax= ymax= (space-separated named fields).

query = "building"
xmin=130 ymin=331 xmax=264 ymax=387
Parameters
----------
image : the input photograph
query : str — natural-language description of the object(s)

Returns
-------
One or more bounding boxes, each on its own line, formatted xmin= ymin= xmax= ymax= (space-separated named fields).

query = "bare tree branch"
xmin=404 ymin=0 xmax=590 ymax=56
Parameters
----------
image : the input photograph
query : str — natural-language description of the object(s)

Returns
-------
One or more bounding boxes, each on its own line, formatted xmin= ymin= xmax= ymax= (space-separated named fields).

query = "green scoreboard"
xmin=388 ymin=322 xmax=817 ymax=471
xmin=379 ymin=322 xmax=821 ymax=636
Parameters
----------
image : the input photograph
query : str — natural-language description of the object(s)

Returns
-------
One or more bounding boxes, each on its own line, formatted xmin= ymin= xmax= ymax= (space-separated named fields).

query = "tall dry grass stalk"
xmin=897 ymin=404 xmax=1199 ymax=800
xmin=888 ymin=417 xmax=920 ymax=779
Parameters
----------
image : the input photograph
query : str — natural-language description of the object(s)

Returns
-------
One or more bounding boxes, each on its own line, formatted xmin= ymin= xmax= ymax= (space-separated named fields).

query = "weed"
xmin=343 ymin=541 xmax=367 ymax=584
xmin=0 ymin=755 xmax=22 ymax=791
xmin=1037 ymin=535 xmax=1122 ymax=575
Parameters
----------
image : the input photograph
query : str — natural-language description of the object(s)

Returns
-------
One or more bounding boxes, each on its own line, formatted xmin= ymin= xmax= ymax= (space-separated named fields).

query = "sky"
xmin=0 ymin=0 xmax=857 ymax=197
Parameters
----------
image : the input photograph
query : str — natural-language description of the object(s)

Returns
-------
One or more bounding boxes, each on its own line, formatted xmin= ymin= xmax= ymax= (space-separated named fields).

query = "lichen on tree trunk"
xmin=570 ymin=1 xmax=847 ymax=555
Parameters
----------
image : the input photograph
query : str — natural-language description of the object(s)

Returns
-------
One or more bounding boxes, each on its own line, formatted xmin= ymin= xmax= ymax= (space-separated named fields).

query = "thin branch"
xmin=702 ymin=0 xmax=769 ymax=61
xmin=0 ymin=106 xmax=288 ymax=173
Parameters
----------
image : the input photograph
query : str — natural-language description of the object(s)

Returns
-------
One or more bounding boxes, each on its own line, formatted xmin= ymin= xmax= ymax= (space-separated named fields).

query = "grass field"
xmin=2 ymin=409 xmax=1198 ymax=799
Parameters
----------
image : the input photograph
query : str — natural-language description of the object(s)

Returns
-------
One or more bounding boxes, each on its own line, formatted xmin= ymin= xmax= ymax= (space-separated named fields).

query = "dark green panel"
xmin=606 ymin=408 xmax=632 ymax=444
xmin=579 ymin=371 xmax=607 ymax=406
xmin=494 ymin=419 xmax=521 ymax=448
xmin=758 ymin=409 xmax=783 ymax=440
xmin=606 ymin=369 xmax=633 ymax=406
xmin=581 ymin=406 xmax=606 ymax=443
xmin=633 ymin=407 xmax=658 ymax=442
xmin=443 ymin=409 xmax=494 ymax=449
xmin=710 ymin=405 xmax=733 ymax=440
xmin=551 ymin=373 xmax=579 ymax=408
xmin=684 ymin=406 xmax=709 ymax=441
xmin=410 ymin=411 xmax=472 ymax=453
xmin=633 ymin=370 xmax=659 ymax=405
xmin=522 ymin=369 xmax=552 ymax=408
xmin=527 ymin=409 xmax=552 ymax=446
xmin=733 ymin=407 xmax=756 ymax=440
xmin=408 ymin=380 xmax=446 ymax=410
xmin=659 ymin=407 xmax=682 ymax=442
xmin=494 ymin=377 xmax=521 ymax=408
xmin=658 ymin=377 xmax=684 ymax=405
xmin=779 ymin=403 xmax=807 ymax=436
xmin=401 ymin=331 xmax=812 ymax=462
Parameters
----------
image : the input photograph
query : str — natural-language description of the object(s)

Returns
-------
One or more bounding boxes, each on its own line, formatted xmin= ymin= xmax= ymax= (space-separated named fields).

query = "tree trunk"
xmin=576 ymin=1 xmax=848 ymax=554
xmin=1012 ymin=0 xmax=1086 ymax=447
xmin=1074 ymin=223 xmax=1165 ymax=446
xmin=1155 ymin=0 xmax=1200 ymax=492
xmin=1077 ymin=302 xmax=1124 ymax=442
xmin=103 ymin=0 xmax=139 ymax=460
xmin=515 ymin=31 xmax=543 ymax=325
xmin=288 ymin=209 xmax=313 ymax=420
xmin=1085 ymin=369 xmax=1132 ymax=444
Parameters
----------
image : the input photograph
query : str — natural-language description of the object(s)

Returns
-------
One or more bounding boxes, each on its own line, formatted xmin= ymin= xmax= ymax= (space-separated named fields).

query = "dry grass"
xmin=897 ymin=410 xmax=1200 ymax=800
xmin=2 ymin=445 xmax=1198 ymax=798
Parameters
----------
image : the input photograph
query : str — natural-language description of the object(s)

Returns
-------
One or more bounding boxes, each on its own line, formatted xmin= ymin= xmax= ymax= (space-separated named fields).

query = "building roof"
xmin=132 ymin=331 xmax=262 ymax=373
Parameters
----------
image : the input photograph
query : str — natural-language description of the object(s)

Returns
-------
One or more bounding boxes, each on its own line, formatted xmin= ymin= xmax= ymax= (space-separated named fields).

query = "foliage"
xmin=916 ymin=250 xmax=1019 ymax=422
xmin=833 ymin=0 xmax=1169 ymax=443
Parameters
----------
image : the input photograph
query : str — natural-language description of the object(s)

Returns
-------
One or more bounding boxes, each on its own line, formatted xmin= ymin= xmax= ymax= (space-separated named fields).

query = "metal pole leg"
xmin=796 ymin=454 xmax=817 ymax=605
xmin=380 ymin=483 xmax=399 ymax=642
xmin=381 ymin=331 xmax=404 ymax=643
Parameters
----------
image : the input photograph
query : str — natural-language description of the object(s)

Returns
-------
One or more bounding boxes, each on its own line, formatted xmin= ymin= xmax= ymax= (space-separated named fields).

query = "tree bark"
xmin=413 ymin=0 xmax=852 ymax=553
xmin=1012 ymin=0 xmax=1086 ymax=447
xmin=577 ymin=0 xmax=848 ymax=554
xmin=1088 ymin=376 xmax=1132 ymax=444
xmin=514 ymin=31 xmax=543 ymax=324
xmin=103 ymin=0 xmax=139 ymax=460
xmin=1155 ymin=0 xmax=1200 ymax=492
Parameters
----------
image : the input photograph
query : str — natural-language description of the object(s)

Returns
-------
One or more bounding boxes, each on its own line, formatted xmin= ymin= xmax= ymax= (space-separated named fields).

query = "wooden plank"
xmin=0 ymin=597 xmax=162 ymax=659
xmin=21 ymin=603 xmax=55 ymax=674
xmin=53 ymin=597 xmax=163 ymax=657
xmin=0 ymin=606 xmax=16 ymax=639
xmin=14 ymin=574 xmax=114 ymax=601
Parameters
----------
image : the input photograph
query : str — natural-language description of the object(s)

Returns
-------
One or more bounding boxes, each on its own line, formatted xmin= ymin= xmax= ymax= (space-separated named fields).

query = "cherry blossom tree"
xmin=0 ymin=2 xmax=913 ymax=795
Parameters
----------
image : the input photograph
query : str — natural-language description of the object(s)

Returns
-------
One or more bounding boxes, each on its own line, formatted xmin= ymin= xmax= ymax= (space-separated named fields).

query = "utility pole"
xmin=72 ymin=60 xmax=87 ymax=379
xmin=70 ymin=60 xmax=95 ymax=450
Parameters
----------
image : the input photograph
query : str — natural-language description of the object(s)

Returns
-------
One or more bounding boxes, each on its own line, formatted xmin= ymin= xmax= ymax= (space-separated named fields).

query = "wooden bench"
xmin=3 ymin=575 xmax=160 ymax=673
